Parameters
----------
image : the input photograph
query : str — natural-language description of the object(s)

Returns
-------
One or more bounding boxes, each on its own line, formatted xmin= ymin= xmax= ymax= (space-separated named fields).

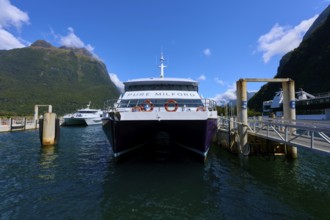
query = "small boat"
xmin=102 ymin=54 xmax=218 ymax=161
xmin=62 ymin=102 xmax=103 ymax=126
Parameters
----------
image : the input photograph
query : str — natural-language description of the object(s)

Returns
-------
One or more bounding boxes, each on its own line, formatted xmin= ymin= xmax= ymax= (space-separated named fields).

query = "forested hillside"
xmin=0 ymin=40 xmax=120 ymax=115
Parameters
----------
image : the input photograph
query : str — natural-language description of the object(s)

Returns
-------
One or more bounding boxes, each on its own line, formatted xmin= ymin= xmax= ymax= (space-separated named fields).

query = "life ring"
xmin=196 ymin=106 xmax=206 ymax=112
xmin=132 ymin=106 xmax=142 ymax=112
xmin=142 ymin=100 xmax=154 ymax=112
xmin=165 ymin=100 xmax=178 ymax=112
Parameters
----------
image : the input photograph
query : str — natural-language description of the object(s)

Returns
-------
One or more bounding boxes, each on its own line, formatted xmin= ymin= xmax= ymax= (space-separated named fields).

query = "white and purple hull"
xmin=101 ymin=70 xmax=219 ymax=161
xmin=102 ymin=112 xmax=218 ymax=160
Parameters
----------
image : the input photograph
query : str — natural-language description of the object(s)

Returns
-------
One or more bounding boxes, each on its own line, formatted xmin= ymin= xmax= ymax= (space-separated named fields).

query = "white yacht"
xmin=62 ymin=102 xmax=103 ymax=126
xmin=102 ymin=55 xmax=218 ymax=160
xmin=262 ymin=89 xmax=328 ymax=120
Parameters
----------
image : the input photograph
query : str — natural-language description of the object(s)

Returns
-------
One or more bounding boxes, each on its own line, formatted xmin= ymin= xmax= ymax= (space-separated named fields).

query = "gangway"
xmin=218 ymin=116 xmax=330 ymax=154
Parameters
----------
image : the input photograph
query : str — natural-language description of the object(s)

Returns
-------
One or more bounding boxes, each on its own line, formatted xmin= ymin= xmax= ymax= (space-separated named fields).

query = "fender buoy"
xmin=142 ymin=100 xmax=154 ymax=112
xmin=165 ymin=100 xmax=178 ymax=112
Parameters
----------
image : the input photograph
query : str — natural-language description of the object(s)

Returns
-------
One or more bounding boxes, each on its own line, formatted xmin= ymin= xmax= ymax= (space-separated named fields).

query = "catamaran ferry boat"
xmin=102 ymin=55 xmax=218 ymax=160
xmin=62 ymin=102 xmax=103 ymax=126
xmin=263 ymin=89 xmax=329 ymax=120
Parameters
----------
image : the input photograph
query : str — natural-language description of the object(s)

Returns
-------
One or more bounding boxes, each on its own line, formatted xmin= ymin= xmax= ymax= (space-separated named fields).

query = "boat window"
xmin=78 ymin=111 xmax=98 ymax=113
xmin=125 ymin=84 xmax=198 ymax=92
xmin=118 ymin=99 xmax=204 ymax=108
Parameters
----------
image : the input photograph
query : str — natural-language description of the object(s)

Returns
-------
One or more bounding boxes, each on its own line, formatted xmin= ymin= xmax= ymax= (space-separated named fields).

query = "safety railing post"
xmin=285 ymin=126 xmax=288 ymax=142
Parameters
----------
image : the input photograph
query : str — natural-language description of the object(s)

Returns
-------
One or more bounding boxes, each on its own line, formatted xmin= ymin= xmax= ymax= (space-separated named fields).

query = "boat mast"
xmin=159 ymin=53 xmax=166 ymax=78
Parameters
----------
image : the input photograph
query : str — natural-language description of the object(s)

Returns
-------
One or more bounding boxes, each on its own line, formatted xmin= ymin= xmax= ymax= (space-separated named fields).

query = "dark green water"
xmin=1 ymin=126 xmax=330 ymax=219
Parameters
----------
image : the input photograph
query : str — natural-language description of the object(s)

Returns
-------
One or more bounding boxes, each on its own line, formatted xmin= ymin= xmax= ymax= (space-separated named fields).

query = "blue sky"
xmin=1 ymin=0 xmax=329 ymax=104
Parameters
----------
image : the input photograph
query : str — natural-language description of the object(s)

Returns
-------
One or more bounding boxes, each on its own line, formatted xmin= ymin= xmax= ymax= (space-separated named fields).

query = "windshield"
xmin=125 ymin=84 xmax=198 ymax=92
xmin=118 ymin=99 xmax=203 ymax=108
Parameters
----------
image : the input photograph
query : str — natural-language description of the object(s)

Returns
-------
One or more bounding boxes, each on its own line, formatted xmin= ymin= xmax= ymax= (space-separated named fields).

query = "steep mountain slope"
xmin=0 ymin=40 xmax=120 ymax=115
xmin=248 ymin=11 xmax=330 ymax=112
xmin=303 ymin=4 xmax=330 ymax=40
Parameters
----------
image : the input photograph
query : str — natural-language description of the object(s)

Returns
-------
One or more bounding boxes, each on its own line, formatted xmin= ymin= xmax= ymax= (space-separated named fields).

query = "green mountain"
xmin=248 ymin=7 xmax=330 ymax=112
xmin=0 ymin=40 xmax=120 ymax=116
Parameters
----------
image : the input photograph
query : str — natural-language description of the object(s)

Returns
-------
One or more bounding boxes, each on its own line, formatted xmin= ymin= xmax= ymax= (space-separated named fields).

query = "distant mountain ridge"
xmin=0 ymin=40 xmax=120 ymax=115
xmin=248 ymin=5 xmax=330 ymax=112
xmin=224 ymin=91 xmax=256 ymax=106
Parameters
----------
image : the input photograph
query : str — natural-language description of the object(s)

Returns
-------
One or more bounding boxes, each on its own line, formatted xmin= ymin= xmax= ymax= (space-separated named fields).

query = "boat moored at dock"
xmin=263 ymin=88 xmax=330 ymax=120
xmin=102 ymin=55 xmax=218 ymax=160
xmin=62 ymin=102 xmax=103 ymax=126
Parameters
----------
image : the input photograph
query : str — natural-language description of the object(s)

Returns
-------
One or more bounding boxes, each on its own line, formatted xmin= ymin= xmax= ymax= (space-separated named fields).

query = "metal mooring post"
xmin=282 ymin=80 xmax=296 ymax=124
xmin=234 ymin=77 xmax=297 ymax=158
xmin=236 ymin=79 xmax=248 ymax=155
xmin=282 ymin=80 xmax=297 ymax=158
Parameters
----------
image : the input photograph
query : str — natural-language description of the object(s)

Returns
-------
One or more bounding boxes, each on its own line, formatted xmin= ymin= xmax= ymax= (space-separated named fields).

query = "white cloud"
xmin=0 ymin=28 xmax=25 ymax=49
xmin=59 ymin=27 xmax=96 ymax=56
xmin=257 ymin=15 xmax=318 ymax=63
xmin=0 ymin=0 xmax=29 ymax=49
xmin=197 ymin=74 xmax=206 ymax=81
xmin=214 ymin=77 xmax=225 ymax=86
xmin=60 ymin=27 xmax=84 ymax=48
xmin=0 ymin=0 xmax=29 ymax=30
xmin=109 ymin=73 xmax=124 ymax=93
xmin=203 ymin=48 xmax=211 ymax=56
xmin=213 ymin=83 xmax=237 ymax=105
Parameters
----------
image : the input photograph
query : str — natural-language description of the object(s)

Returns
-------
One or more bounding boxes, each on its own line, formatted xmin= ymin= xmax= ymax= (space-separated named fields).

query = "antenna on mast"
xmin=159 ymin=52 xmax=166 ymax=78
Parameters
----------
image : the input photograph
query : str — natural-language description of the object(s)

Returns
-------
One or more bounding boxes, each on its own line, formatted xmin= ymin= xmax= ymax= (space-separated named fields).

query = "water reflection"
xmin=38 ymin=145 xmax=58 ymax=180
xmin=100 ymin=150 xmax=208 ymax=219
xmin=1 ymin=127 xmax=330 ymax=219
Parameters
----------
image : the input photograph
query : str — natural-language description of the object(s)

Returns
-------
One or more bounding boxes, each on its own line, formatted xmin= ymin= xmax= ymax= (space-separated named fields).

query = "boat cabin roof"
xmin=124 ymin=77 xmax=198 ymax=87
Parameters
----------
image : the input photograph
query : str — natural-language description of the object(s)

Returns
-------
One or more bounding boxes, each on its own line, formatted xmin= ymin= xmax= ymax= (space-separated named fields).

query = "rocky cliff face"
xmin=248 ymin=9 xmax=330 ymax=112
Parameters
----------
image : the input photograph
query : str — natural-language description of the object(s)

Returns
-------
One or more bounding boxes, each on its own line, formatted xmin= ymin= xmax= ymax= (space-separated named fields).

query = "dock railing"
xmin=218 ymin=116 xmax=330 ymax=153
xmin=0 ymin=117 xmax=37 ymax=132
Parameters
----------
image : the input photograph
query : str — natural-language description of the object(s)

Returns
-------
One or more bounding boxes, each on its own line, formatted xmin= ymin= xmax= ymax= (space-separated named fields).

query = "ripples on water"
xmin=0 ymin=126 xmax=330 ymax=219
